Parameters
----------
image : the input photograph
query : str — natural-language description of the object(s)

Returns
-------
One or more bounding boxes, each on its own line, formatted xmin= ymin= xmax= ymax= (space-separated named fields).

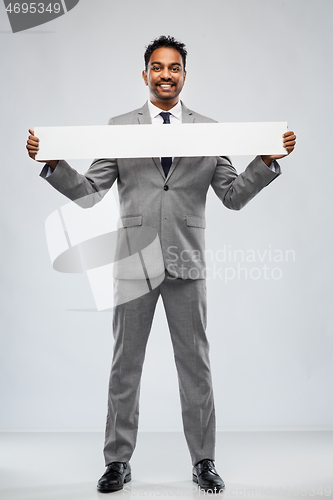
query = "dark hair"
xmin=144 ymin=35 xmax=187 ymax=70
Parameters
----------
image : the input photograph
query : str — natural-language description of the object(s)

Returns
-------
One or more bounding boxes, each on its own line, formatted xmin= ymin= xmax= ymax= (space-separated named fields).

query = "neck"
xmin=149 ymin=97 xmax=180 ymax=111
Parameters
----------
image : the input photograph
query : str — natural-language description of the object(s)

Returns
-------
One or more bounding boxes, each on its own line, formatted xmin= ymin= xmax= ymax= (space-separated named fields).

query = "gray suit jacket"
xmin=41 ymin=101 xmax=280 ymax=279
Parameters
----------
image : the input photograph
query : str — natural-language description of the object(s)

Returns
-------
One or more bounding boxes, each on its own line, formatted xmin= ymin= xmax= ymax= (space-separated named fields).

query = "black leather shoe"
xmin=193 ymin=459 xmax=225 ymax=492
xmin=97 ymin=462 xmax=131 ymax=492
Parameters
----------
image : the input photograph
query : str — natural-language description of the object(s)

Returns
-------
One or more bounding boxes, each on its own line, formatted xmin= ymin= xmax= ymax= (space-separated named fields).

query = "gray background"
xmin=1 ymin=0 xmax=332 ymax=432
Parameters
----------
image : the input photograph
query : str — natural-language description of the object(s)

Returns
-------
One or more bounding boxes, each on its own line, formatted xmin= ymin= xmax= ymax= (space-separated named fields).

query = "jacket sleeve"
xmin=210 ymin=155 xmax=281 ymax=211
xmin=40 ymin=157 xmax=118 ymax=208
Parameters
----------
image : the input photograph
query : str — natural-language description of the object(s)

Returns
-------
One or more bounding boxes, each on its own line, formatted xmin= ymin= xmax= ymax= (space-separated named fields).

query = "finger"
xmin=26 ymin=148 xmax=36 ymax=159
xmin=283 ymin=135 xmax=296 ymax=143
xmin=26 ymin=142 xmax=39 ymax=149
xmin=26 ymin=143 xmax=38 ymax=153
xmin=284 ymin=134 xmax=296 ymax=141
xmin=28 ymin=129 xmax=34 ymax=136
xmin=283 ymin=139 xmax=296 ymax=147
xmin=283 ymin=133 xmax=296 ymax=140
xmin=27 ymin=140 xmax=39 ymax=147
xmin=283 ymin=131 xmax=295 ymax=138
xmin=26 ymin=142 xmax=39 ymax=150
xmin=27 ymin=138 xmax=39 ymax=146
xmin=283 ymin=135 xmax=296 ymax=149
xmin=285 ymin=146 xmax=295 ymax=154
xmin=28 ymin=135 xmax=39 ymax=143
xmin=283 ymin=143 xmax=296 ymax=152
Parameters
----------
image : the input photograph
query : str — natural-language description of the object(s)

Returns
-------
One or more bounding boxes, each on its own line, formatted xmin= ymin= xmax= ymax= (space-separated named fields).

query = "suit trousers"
xmin=103 ymin=271 xmax=216 ymax=466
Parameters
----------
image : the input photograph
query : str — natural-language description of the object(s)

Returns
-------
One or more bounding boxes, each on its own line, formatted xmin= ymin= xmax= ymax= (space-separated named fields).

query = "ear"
xmin=142 ymin=69 xmax=148 ymax=86
xmin=184 ymin=70 xmax=187 ymax=82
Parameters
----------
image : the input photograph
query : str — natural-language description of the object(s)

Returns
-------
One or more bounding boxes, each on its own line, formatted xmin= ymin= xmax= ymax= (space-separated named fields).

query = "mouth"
xmin=157 ymin=83 xmax=174 ymax=90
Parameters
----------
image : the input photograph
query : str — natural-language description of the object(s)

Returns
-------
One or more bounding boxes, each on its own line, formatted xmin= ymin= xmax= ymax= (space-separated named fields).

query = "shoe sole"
xmin=193 ymin=474 xmax=225 ymax=492
xmin=97 ymin=472 xmax=132 ymax=492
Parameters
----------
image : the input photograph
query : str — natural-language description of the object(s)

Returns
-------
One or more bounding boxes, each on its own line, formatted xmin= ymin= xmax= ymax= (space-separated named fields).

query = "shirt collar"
xmin=148 ymin=100 xmax=182 ymax=121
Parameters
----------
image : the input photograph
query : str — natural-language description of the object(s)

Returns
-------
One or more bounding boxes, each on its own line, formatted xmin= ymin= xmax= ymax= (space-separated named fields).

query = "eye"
xmin=152 ymin=66 xmax=161 ymax=71
xmin=172 ymin=67 xmax=180 ymax=72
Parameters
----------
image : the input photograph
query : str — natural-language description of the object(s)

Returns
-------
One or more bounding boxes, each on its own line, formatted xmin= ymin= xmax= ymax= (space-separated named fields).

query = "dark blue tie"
xmin=160 ymin=111 xmax=172 ymax=177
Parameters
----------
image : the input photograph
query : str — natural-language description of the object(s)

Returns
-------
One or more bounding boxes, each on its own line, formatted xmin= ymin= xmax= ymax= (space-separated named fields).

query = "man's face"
xmin=142 ymin=47 xmax=186 ymax=107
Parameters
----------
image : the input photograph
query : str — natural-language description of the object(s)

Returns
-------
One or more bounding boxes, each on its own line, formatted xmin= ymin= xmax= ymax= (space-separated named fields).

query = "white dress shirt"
xmin=147 ymin=100 xmax=182 ymax=163
xmin=148 ymin=100 xmax=182 ymax=124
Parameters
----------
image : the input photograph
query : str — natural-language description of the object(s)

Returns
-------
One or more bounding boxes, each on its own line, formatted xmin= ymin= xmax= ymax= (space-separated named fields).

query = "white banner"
xmin=35 ymin=122 xmax=287 ymax=160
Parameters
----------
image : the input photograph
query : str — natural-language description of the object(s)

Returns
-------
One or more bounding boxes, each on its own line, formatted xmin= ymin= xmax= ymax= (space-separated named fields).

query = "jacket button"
xmin=164 ymin=185 xmax=169 ymax=191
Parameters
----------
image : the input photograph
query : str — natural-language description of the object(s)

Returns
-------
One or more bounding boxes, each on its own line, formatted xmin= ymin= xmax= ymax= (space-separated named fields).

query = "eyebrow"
xmin=150 ymin=61 xmax=182 ymax=66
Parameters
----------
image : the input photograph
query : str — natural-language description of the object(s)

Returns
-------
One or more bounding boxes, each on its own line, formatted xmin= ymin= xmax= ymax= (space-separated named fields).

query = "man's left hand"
xmin=262 ymin=131 xmax=296 ymax=167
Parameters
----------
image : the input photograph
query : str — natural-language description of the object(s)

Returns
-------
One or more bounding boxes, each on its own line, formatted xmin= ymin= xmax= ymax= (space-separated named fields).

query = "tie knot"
xmin=160 ymin=111 xmax=171 ymax=124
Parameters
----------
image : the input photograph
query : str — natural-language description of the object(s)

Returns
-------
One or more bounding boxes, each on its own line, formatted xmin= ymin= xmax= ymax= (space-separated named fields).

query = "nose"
xmin=160 ymin=67 xmax=171 ymax=80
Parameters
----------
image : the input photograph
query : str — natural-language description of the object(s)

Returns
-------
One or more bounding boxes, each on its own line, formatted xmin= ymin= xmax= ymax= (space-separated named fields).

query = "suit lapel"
xmin=137 ymin=102 xmax=151 ymax=124
xmin=181 ymin=102 xmax=195 ymax=124
xmin=137 ymin=102 xmax=166 ymax=179
xmin=165 ymin=102 xmax=194 ymax=182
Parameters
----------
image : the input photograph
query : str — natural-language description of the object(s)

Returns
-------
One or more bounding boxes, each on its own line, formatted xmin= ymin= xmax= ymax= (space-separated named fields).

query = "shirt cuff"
xmin=267 ymin=159 xmax=281 ymax=174
xmin=269 ymin=161 xmax=276 ymax=173
xmin=40 ymin=164 xmax=53 ymax=178
xmin=45 ymin=165 xmax=52 ymax=178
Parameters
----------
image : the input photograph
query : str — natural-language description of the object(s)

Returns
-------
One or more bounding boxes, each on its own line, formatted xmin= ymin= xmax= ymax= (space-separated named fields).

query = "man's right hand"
xmin=26 ymin=129 xmax=59 ymax=171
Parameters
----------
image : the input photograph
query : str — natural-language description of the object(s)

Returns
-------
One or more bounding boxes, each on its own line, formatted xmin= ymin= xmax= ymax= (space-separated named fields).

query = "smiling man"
xmin=27 ymin=35 xmax=296 ymax=493
xmin=142 ymin=43 xmax=186 ymax=108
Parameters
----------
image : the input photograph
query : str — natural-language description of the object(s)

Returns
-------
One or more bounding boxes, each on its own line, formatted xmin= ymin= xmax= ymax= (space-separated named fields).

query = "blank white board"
xmin=35 ymin=122 xmax=288 ymax=160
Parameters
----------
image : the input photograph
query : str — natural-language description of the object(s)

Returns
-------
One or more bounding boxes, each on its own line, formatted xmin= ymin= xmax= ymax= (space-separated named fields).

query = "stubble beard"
xmin=151 ymin=85 xmax=182 ymax=102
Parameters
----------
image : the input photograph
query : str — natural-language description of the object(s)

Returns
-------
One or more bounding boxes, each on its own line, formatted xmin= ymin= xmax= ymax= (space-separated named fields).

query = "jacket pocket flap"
xmin=186 ymin=215 xmax=206 ymax=228
xmin=121 ymin=215 xmax=143 ymax=228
